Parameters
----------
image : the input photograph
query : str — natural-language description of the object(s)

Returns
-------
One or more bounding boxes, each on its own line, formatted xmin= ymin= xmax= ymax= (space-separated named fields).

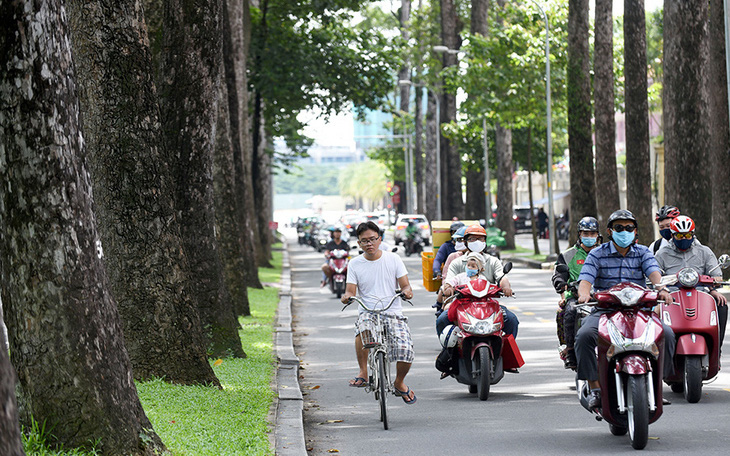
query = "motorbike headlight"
xmin=609 ymin=287 xmax=644 ymax=306
xmin=462 ymin=312 xmax=501 ymax=335
xmin=677 ymin=267 xmax=699 ymax=288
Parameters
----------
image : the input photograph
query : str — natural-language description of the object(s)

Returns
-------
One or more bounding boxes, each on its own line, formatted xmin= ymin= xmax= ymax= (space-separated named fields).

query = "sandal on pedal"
xmin=394 ymin=386 xmax=417 ymax=405
xmin=349 ymin=377 xmax=367 ymax=387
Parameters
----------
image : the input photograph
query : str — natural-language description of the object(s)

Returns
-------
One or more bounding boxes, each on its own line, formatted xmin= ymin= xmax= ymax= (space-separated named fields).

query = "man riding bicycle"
xmin=341 ymin=221 xmax=417 ymax=404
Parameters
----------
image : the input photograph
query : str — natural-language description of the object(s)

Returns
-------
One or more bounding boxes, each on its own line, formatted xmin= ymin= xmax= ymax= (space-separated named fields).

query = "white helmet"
xmin=439 ymin=325 xmax=460 ymax=348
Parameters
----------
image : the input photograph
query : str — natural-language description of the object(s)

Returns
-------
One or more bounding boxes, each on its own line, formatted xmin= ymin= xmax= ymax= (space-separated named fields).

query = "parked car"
xmin=393 ymin=214 xmax=431 ymax=245
xmin=513 ymin=207 xmax=535 ymax=233
xmin=340 ymin=213 xmax=365 ymax=237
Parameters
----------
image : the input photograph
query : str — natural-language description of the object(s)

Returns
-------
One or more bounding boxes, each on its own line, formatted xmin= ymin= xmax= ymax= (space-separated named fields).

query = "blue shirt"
xmin=433 ymin=242 xmax=456 ymax=275
xmin=578 ymin=242 xmax=660 ymax=291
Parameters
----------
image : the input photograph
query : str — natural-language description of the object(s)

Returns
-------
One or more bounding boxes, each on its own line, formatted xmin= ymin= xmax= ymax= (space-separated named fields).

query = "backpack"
xmin=652 ymin=238 xmax=663 ymax=255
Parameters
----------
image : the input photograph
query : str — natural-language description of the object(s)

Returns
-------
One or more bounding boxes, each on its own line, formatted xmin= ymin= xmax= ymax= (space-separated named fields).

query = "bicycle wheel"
xmin=377 ymin=351 xmax=388 ymax=430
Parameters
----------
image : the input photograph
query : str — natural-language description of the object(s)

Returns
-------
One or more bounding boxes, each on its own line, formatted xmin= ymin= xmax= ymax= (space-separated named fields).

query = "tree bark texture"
xmin=66 ymin=0 xmax=220 ymax=385
xmin=252 ymin=92 xmax=274 ymax=267
xmin=157 ymin=0 xmax=245 ymax=357
xmin=225 ymin=0 xmax=262 ymax=290
xmin=708 ymin=0 xmax=730 ymax=256
xmin=593 ymin=0 xmax=620 ymax=226
xmin=663 ymin=0 xmax=711 ymax=242
xmin=414 ymin=82 xmax=425 ymax=214
xmin=471 ymin=0 xmax=489 ymax=35
xmin=214 ymin=57 xmax=251 ymax=322
xmin=0 ymin=345 xmax=24 ymax=456
xmin=219 ymin=0 xmax=254 ymax=314
xmin=567 ymin=0 xmax=596 ymax=243
xmin=624 ymin=0 xmax=653 ymax=245
xmin=440 ymin=0 xmax=464 ymax=219
xmin=496 ymin=125 xmax=516 ymax=249
xmin=0 ymin=2 xmax=166 ymax=453
xmin=425 ymin=90 xmax=439 ymax=221
xmin=399 ymin=0 xmax=411 ymax=119
xmin=465 ymin=168 xmax=486 ymax=219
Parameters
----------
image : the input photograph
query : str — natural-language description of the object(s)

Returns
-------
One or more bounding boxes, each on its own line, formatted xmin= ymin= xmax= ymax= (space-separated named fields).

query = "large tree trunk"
xmin=227 ymin=0 xmax=262 ymax=290
xmin=471 ymin=0 xmax=489 ymax=34
xmin=157 ymin=0 xmax=245 ymax=358
xmin=440 ymin=0 xmax=464 ymax=219
xmin=66 ymin=0 xmax=220 ymax=385
xmin=663 ymin=1 xmax=711 ymax=242
xmin=567 ymin=0 xmax=596 ymax=243
xmin=624 ymin=0 xmax=653 ymax=245
xmin=527 ymin=127 xmax=540 ymax=254
xmin=0 ymin=1 xmax=166 ymax=452
xmin=219 ymin=0 xmax=254 ymax=315
xmin=252 ymin=92 xmax=274 ymax=267
xmin=496 ymin=125 xmax=516 ymax=249
xmin=425 ymin=90 xmax=439 ymax=221
xmin=414 ymin=78 xmax=425 ymax=214
xmin=214 ymin=56 xmax=251 ymax=321
xmin=0 ymin=345 xmax=23 ymax=456
xmin=465 ymin=169 xmax=486 ymax=219
xmin=593 ymin=0 xmax=620 ymax=226
xmin=708 ymin=0 xmax=730 ymax=256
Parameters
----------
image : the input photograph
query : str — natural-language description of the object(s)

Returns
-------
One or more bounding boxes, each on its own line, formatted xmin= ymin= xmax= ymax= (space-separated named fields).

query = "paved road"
xmin=289 ymin=235 xmax=730 ymax=456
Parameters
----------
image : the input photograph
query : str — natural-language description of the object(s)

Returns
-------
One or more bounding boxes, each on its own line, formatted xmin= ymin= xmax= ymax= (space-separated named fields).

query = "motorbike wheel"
xmin=377 ymin=352 xmax=388 ymax=430
xmin=627 ymin=375 xmax=649 ymax=450
xmin=335 ymin=282 xmax=344 ymax=299
xmin=609 ymin=424 xmax=628 ymax=436
xmin=683 ymin=356 xmax=703 ymax=403
xmin=476 ymin=346 xmax=492 ymax=401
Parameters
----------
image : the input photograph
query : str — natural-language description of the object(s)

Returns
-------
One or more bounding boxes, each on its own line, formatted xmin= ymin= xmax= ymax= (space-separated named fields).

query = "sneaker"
xmin=564 ymin=349 xmax=577 ymax=370
xmin=588 ymin=389 xmax=601 ymax=410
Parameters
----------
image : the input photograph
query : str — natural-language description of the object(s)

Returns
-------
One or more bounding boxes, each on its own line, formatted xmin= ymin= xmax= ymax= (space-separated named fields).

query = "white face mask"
xmin=454 ymin=241 xmax=465 ymax=251
xmin=468 ymin=240 xmax=486 ymax=253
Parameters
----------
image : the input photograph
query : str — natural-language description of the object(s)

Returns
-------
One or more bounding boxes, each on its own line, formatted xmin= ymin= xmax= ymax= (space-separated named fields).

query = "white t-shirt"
xmin=347 ymin=251 xmax=408 ymax=315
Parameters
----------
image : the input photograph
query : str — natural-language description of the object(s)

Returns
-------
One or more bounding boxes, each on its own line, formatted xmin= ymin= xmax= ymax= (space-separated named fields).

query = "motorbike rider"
xmin=655 ymin=215 xmax=728 ymax=348
xmin=321 ymin=226 xmax=349 ymax=287
xmin=552 ymin=216 xmax=601 ymax=369
xmin=442 ymin=226 xmax=468 ymax=275
xmin=648 ymin=205 xmax=681 ymax=255
xmin=576 ymin=209 xmax=676 ymax=409
xmin=439 ymin=225 xmax=518 ymax=340
xmin=404 ymin=220 xmax=420 ymax=252
xmin=433 ymin=221 xmax=465 ymax=278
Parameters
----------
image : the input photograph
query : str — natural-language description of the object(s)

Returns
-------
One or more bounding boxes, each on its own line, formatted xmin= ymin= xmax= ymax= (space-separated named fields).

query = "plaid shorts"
xmin=355 ymin=312 xmax=414 ymax=364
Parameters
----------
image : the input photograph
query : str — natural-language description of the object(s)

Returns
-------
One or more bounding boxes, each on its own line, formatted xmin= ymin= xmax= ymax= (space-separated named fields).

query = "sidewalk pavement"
xmin=502 ymin=233 xmax=571 ymax=270
xmin=274 ymin=240 xmax=307 ymax=455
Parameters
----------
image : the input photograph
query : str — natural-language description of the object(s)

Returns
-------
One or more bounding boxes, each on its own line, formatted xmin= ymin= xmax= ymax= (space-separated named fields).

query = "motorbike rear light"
xmin=677 ymin=267 xmax=700 ymax=288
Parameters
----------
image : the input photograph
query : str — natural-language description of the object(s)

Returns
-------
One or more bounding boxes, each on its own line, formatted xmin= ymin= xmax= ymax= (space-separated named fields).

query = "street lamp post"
xmin=398 ymin=79 xmax=441 ymax=219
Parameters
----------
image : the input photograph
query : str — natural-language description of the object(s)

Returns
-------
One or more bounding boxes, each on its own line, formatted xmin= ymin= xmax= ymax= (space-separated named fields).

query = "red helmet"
xmin=670 ymin=215 xmax=695 ymax=234
xmin=464 ymin=224 xmax=487 ymax=237
xmin=655 ymin=205 xmax=680 ymax=221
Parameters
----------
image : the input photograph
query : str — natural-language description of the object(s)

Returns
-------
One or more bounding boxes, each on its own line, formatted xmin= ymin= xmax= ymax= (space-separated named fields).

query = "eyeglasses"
xmin=612 ymin=225 xmax=636 ymax=233
xmin=358 ymin=236 xmax=380 ymax=245
xmin=673 ymin=232 xmax=693 ymax=240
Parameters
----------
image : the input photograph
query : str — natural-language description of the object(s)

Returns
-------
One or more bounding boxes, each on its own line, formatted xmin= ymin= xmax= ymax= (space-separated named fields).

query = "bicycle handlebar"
xmin=342 ymin=290 xmax=411 ymax=312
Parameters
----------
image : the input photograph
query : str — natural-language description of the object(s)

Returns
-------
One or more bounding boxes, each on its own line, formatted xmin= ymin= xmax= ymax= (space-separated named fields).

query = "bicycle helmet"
xmin=451 ymin=226 xmax=467 ymax=240
xmin=439 ymin=325 xmax=460 ymax=348
xmin=450 ymin=221 xmax=465 ymax=233
xmin=577 ymin=216 xmax=599 ymax=233
xmin=607 ymin=209 xmax=637 ymax=229
xmin=655 ymin=205 xmax=680 ymax=222
xmin=464 ymin=224 xmax=487 ymax=237
xmin=670 ymin=215 xmax=695 ymax=234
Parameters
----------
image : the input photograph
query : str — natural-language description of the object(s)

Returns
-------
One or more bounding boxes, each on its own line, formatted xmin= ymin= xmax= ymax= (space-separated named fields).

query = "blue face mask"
xmin=466 ymin=268 xmax=479 ymax=277
xmin=660 ymin=228 xmax=672 ymax=240
xmin=612 ymin=230 xmax=635 ymax=248
xmin=581 ymin=236 xmax=597 ymax=247
xmin=673 ymin=238 xmax=694 ymax=251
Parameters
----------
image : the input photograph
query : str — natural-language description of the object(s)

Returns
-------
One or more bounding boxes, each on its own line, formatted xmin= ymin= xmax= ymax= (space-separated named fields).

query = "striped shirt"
xmin=578 ymin=242 xmax=660 ymax=291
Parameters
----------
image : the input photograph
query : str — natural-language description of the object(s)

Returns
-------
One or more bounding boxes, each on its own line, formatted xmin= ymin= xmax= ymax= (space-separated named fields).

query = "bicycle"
xmin=342 ymin=291 xmax=412 ymax=430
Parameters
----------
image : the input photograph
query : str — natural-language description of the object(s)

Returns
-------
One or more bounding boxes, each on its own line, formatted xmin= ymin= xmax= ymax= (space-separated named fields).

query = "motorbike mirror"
xmin=719 ymin=254 xmax=730 ymax=269
xmin=502 ymin=262 xmax=513 ymax=274
xmin=392 ymin=247 xmax=398 ymax=252
xmin=555 ymin=264 xmax=569 ymax=274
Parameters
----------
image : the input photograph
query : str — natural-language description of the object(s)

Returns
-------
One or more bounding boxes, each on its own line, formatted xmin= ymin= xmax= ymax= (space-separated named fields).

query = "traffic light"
xmin=386 ymin=181 xmax=394 ymax=196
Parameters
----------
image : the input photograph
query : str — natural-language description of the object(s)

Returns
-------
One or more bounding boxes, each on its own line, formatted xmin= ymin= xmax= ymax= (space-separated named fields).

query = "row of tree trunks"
xmin=156 ymin=0 xmax=245 ymax=358
xmin=593 ymin=0 xmax=620 ymax=226
xmin=425 ymin=91 xmax=440 ymax=221
xmin=496 ymin=125 xmax=516 ymax=249
xmin=0 ymin=1 xmax=166 ymax=452
xmin=66 ymin=0 xmax=219 ymax=385
xmin=567 ymin=0 xmax=597 ymax=242
xmin=252 ymin=91 xmax=274 ymax=268
xmin=624 ymin=0 xmax=653 ymax=244
xmin=708 ymin=0 xmax=730 ymax=260
xmin=663 ymin=0 xmax=712 ymax=242
xmin=440 ymin=0 xmax=464 ymax=219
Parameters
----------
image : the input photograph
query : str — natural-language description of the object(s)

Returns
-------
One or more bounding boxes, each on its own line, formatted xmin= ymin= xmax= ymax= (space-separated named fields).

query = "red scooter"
xmin=577 ymin=282 xmax=665 ymax=450
xmin=443 ymin=263 xmax=524 ymax=401
xmin=660 ymin=266 xmax=730 ymax=402
xmin=327 ymin=248 xmax=350 ymax=298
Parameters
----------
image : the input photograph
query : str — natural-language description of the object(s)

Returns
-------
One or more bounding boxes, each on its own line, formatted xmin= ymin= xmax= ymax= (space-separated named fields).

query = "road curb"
xmin=274 ymin=240 xmax=307 ymax=455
